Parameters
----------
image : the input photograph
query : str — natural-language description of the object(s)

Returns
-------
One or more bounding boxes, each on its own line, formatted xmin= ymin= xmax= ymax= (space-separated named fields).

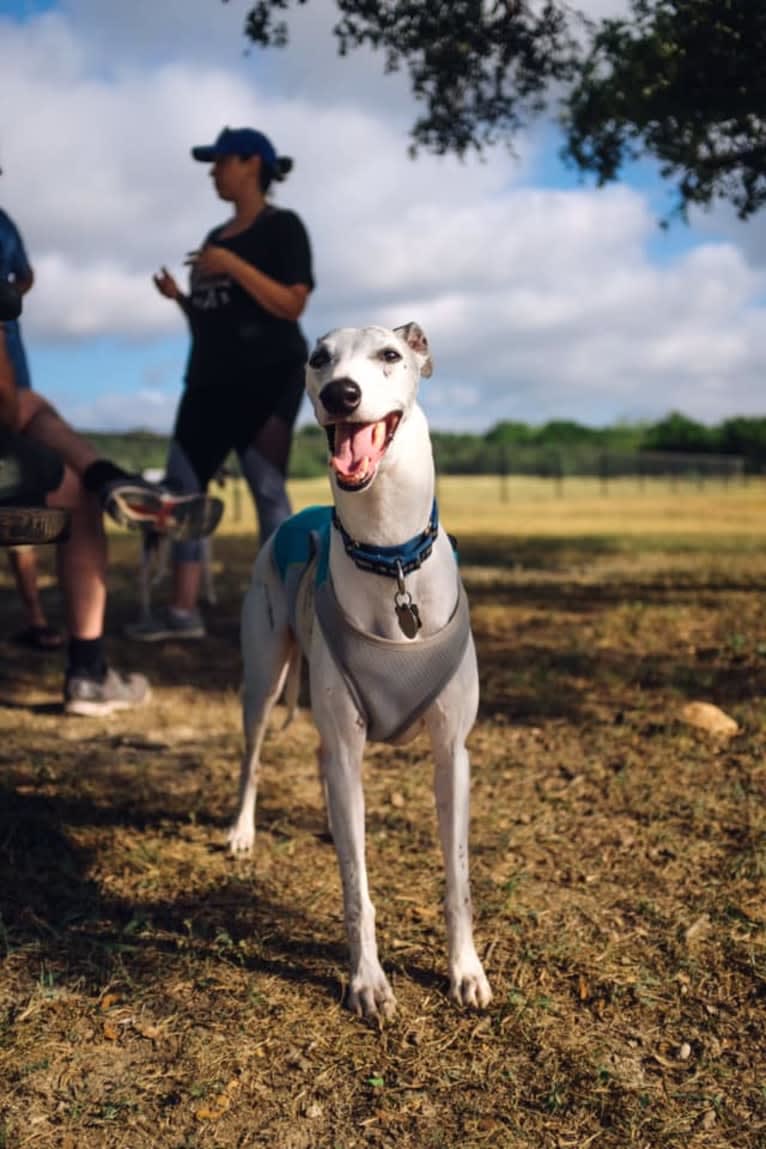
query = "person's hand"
xmin=184 ymin=244 xmax=232 ymax=278
xmin=153 ymin=266 xmax=181 ymax=300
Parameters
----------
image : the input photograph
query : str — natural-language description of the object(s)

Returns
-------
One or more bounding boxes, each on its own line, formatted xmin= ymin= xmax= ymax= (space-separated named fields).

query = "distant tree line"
xmin=83 ymin=410 xmax=766 ymax=480
xmin=475 ymin=412 xmax=766 ymax=474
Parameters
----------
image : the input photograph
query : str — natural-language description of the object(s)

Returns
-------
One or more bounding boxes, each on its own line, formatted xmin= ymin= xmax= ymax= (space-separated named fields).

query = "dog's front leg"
xmin=229 ymin=573 xmax=293 ymax=854
xmin=427 ymin=656 xmax=492 ymax=1009
xmin=320 ymin=734 xmax=395 ymax=1020
xmin=314 ymin=658 xmax=396 ymax=1021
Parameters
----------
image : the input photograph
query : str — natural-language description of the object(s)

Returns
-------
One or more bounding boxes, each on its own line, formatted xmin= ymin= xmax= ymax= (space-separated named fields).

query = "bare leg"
xmin=16 ymin=391 xmax=99 ymax=476
xmin=171 ymin=559 xmax=202 ymax=612
xmin=47 ymin=465 xmax=106 ymax=639
xmin=7 ymin=548 xmax=49 ymax=630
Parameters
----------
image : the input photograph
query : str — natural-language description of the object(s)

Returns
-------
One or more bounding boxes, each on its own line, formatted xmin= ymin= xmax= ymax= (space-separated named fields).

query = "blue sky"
xmin=2 ymin=0 xmax=765 ymax=434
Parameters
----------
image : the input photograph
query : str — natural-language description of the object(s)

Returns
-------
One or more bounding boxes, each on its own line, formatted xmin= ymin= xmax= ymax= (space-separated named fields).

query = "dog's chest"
xmin=272 ymin=508 xmax=471 ymax=742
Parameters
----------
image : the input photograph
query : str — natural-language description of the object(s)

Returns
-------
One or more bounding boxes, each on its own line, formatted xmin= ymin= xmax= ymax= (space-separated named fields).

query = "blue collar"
xmin=332 ymin=499 xmax=439 ymax=578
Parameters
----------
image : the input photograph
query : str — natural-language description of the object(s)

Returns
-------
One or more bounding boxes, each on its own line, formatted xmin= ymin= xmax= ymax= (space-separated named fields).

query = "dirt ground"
xmin=0 ymin=487 xmax=765 ymax=1148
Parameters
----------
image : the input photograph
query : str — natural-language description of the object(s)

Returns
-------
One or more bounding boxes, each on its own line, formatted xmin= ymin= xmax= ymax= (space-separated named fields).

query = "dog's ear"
xmin=394 ymin=322 xmax=433 ymax=378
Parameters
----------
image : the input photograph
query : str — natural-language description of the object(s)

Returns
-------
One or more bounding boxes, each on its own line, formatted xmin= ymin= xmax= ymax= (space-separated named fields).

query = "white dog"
xmin=229 ymin=323 xmax=491 ymax=1020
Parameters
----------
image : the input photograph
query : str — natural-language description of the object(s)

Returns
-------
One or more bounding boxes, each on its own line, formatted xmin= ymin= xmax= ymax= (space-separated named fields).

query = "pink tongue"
xmin=332 ymin=421 xmax=386 ymax=478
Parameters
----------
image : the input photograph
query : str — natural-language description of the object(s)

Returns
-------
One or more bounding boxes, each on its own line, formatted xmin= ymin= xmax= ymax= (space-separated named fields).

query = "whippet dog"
xmin=229 ymin=323 xmax=491 ymax=1020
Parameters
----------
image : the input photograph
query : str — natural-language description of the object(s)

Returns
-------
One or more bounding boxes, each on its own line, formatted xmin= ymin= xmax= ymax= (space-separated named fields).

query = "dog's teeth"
xmin=372 ymin=422 xmax=386 ymax=450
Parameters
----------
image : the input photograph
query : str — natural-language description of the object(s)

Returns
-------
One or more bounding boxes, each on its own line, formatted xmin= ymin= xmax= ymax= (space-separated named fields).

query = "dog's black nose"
xmin=319 ymin=378 xmax=362 ymax=416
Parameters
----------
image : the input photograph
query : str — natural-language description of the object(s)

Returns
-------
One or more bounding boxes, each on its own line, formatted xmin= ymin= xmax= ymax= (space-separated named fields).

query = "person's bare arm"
xmin=188 ymin=246 xmax=309 ymax=321
xmin=153 ymin=267 xmax=191 ymax=317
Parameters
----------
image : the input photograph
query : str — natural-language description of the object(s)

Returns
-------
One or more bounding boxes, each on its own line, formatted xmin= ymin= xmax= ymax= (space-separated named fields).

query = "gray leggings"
xmin=167 ymin=439 xmax=292 ymax=562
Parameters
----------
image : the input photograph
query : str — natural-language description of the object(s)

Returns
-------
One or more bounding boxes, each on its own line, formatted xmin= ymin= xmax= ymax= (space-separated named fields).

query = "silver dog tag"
xmin=394 ymin=563 xmax=422 ymax=639
xmin=395 ymin=597 xmax=422 ymax=639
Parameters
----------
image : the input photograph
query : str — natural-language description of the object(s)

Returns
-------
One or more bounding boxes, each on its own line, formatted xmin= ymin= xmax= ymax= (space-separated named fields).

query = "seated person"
xmin=0 ymin=296 xmax=223 ymax=715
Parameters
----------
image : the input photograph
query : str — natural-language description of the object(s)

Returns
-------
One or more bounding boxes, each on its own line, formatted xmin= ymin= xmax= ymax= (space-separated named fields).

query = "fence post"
xmin=599 ymin=451 xmax=609 ymax=496
xmin=554 ymin=450 xmax=564 ymax=497
xmin=500 ymin=443 xmax=509 ymax=504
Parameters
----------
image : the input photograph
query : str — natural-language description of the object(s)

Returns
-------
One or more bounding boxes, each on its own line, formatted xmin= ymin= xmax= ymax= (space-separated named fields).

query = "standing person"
xmin=0 ymin=175 xmax=61 ymax=650
xmin=126 ymin=126 xmax=314 ymax=642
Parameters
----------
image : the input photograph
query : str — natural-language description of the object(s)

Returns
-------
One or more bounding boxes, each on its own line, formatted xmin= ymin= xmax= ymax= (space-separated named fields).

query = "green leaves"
xmin=238 ymin=0 xmax=766 ymax=218
xmin=563 ymin=1 xmax=766 ymax=219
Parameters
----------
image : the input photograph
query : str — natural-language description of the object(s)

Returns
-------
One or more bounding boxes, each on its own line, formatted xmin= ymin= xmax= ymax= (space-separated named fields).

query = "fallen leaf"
xmin=195 ymin=1106 xmax=225 ymax=1122
xmin=195 ymin=1083 xmax=239 ymax=1123
xmin=134 ymin=1021 xmax=162 ymax=1040
xmin=684 ymin=914 xmax=712 ymax=943
xmin=680 ymin=702 xmax=738 ymax=738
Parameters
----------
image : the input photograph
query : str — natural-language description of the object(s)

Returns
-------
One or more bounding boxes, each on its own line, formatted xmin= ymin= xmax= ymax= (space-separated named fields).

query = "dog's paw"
xmin=226 ymin=823 xmax=255 ymax=855
xmin=449 ymin=962 xmax=492 ymax=1010
xmin=347 ymin=969 xmax=397 ymax=1022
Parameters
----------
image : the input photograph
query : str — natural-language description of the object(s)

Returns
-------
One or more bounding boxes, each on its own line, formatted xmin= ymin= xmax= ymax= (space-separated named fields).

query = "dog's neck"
xmin=332 ymin=499 xmax=438 ymax=578
xmin=331 ymin=405 xmax=435 ymax=548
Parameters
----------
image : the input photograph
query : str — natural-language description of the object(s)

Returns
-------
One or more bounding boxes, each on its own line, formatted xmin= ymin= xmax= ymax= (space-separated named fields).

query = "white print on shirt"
xmin=191 ymin=274 xmax=232 ymax=311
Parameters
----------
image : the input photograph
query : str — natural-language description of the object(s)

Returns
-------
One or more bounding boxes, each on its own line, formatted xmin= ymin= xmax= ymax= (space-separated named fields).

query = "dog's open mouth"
xmin=326 ymin=412 xmax=401 ymax=491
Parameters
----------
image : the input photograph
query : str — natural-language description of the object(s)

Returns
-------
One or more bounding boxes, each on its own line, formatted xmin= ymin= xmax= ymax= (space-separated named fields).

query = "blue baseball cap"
xmin=191 ymin=127 xmax=278 ymax=170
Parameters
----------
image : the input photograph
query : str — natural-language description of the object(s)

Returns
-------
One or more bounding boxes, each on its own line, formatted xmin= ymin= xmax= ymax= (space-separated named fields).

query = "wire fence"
xmin=434 ymin=445 xmax=746 ymax=500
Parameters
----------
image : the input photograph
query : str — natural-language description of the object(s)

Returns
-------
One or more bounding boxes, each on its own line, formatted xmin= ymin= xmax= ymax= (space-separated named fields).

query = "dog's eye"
xmin=309 ymin=346 xmax=331 ymax=369
xmin=380 ymin=348 xmax=402 ymax=363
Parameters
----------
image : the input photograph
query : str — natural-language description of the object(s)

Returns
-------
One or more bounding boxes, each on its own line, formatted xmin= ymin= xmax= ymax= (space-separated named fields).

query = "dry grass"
xmin=0 ymin=477 xmax=765 ymax=1148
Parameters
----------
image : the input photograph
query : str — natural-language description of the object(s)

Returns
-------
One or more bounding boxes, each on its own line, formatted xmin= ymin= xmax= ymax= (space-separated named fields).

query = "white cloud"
xmin=1 ymin=1 xmax=765 ymax=432
xmin=64 ymin=387 xmax=179 ymax=434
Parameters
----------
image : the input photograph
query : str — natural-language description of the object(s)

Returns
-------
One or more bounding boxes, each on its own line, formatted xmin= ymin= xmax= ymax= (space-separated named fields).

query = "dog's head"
xmin=305 ymin=322 xmax=433 ymax=493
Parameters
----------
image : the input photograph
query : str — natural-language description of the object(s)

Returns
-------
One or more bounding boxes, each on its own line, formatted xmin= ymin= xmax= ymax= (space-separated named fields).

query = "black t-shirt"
xmin=184 ymin=206 xmax=314 ymax=389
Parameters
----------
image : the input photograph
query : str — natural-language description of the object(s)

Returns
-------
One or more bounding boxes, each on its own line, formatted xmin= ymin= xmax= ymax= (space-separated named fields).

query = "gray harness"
xmin=274 ymin=507 xmax=471 ymax=743
xmin=314 ymin=573 xmax=471 ymax=742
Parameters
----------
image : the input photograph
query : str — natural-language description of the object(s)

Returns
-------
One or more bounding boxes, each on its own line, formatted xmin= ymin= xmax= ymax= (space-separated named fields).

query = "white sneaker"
xmin=64 ymin=667 xmax=152 ymax=716
xmin=102 ymin=480 xmax=224 ymax=541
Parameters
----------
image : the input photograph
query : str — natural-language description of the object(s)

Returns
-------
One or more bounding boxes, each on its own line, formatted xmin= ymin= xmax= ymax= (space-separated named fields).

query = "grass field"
xmin=224 ymin=473 xmax=766 ymax=542
xmin=0 ymin=477 xmax=765 ymax=1148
